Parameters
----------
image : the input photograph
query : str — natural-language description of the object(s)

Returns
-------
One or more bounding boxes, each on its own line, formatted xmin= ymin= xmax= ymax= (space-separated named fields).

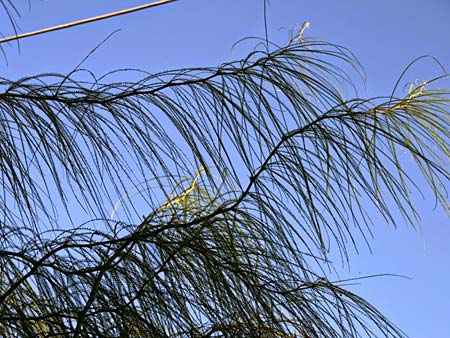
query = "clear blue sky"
xmin=1 ymin=1 xmax=449 ymax=336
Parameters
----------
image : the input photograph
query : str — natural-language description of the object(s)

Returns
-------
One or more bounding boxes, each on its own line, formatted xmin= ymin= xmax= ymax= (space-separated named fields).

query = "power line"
xmin=0 ymin=0 xmax=177 ymax=44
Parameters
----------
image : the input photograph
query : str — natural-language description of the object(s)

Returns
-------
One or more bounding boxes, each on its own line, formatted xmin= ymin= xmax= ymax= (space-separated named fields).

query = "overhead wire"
xmin=0 ymin=0 xmax=177 ymax=44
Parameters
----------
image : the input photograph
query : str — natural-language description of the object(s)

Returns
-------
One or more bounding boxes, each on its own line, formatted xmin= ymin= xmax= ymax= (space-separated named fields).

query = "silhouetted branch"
xmin=0 ymin=27 xmax=449 ymax=336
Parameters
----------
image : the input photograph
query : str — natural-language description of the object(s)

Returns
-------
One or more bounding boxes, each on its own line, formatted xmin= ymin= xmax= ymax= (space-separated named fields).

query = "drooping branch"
xmin=1 ymin=36 xmax=449 ymax=337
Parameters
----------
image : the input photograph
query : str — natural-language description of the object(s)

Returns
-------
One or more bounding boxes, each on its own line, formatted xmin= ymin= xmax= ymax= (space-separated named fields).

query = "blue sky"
xmin=1 ymin=1 xmax=449 ymax=336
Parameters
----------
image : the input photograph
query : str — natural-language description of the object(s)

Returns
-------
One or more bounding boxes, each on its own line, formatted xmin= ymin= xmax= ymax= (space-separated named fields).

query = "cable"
xmin=0 ymin=0 xmax=177 ymax=44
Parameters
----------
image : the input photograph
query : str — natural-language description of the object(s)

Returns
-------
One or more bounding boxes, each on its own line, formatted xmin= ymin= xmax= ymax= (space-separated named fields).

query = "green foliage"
xmin=0 ymin=2 xmax=449 ymax=337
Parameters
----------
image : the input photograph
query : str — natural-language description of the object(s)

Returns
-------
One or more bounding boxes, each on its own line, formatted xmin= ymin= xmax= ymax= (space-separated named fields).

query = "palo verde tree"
xmin=0 ymin=1 xmax=449 ymax=337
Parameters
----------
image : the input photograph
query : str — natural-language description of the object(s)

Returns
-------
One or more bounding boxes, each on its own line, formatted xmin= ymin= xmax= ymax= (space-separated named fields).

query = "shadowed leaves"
xmin=0 ymin=34 xmax=449 ymax=337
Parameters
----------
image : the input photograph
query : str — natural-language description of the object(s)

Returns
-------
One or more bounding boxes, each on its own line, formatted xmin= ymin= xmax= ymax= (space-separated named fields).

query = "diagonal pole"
xmin=0 ymin=0 xmax=177 ymax=44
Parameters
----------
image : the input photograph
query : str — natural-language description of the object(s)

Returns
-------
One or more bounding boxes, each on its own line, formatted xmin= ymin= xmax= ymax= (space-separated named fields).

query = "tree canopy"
xmin=0 ymin=1 xmax=449 ymax=337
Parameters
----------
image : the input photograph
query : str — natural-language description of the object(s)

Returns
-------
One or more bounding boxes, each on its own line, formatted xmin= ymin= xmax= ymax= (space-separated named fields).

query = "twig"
xmin=0 ymin=0 xmax=177 ymax=44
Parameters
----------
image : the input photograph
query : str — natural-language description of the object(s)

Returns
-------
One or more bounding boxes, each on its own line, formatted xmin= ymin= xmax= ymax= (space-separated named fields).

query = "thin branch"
xmin=0 ymin=0 xmax=178 ymax=44
xmin=1 ymin=35 xmax=448 ymax=337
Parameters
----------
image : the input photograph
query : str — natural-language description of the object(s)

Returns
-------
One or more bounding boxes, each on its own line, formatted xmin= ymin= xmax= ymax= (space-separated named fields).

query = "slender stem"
xmin=0 ymin=0 xmax=178 ymax=45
